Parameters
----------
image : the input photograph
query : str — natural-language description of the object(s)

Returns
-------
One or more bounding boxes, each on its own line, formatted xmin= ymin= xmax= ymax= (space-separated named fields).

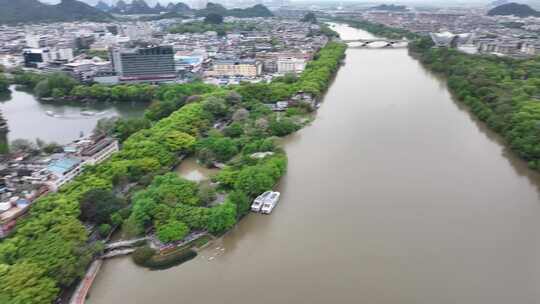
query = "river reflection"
xmin=88 ymin=24 xmax=540 ymax=304
xmin=0 ymin=86 xmax=147 ymax=144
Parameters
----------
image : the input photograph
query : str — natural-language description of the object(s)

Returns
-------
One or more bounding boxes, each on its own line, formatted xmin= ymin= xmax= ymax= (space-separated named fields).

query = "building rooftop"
xmin=47 ymin=157 xmax=82 ymax=176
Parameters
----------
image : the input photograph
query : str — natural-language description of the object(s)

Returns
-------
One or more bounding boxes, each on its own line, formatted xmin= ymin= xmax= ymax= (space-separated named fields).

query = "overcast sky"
xmin=40 ymin=0 xmax=498 ymax=3
xmin=37 ymin=0 xmax=536 ymax=8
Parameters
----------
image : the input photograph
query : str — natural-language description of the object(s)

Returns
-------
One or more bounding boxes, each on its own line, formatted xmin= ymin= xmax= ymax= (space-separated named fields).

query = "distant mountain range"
xmin=97 ymin=0 xmax=272 ymax=17
xmin=487 ymin=2 xmax=540 ymax=17
xmin=106 ymin=0 xmax=167 ymax=14
xmin=0 ymin=0 xmax=273 ymax=24
xmin=369 ymin=4 xmax=408 ymax=12
xmin=0 ymin=0 xmax=114 ymax=24
xmin=195 ymin=3 xmax=273 ymax=18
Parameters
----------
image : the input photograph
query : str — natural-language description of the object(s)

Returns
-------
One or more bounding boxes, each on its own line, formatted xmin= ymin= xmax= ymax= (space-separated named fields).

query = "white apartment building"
xmin=211 ymin=60 xmax=262 ymax=77
xmin=277 ymin=58 xmax=306 ymax=74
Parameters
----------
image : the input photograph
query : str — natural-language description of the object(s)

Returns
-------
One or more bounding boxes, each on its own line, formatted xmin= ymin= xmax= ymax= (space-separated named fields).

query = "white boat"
xmin=251 ymin=191 xmax=271 ymax=212
xmin=45 ymin=111 xmax=54 ymax=116
xmin=260 ymin=191 xmax=280 ymax=214
xmin=81 ymin=111 xmax=96 ymax=116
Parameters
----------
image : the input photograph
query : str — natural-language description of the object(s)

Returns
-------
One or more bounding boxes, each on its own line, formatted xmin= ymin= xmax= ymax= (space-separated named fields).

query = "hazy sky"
xmin=37 ymin=0 xmax=536 ymax=8
xmin=40 ymin=0 xmax=499 ymax=3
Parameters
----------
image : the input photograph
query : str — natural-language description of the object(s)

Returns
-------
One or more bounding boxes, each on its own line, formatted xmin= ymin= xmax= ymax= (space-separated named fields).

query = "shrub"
xmin=132 ymin=245 xmax=156 ymax=266
xmin=98 ymin=224 xmax=112 ymax=237
xmin=156 ymin=220 xmax=189 ymax=243
xmin=142 ymin=248 xmax=197 ymax=270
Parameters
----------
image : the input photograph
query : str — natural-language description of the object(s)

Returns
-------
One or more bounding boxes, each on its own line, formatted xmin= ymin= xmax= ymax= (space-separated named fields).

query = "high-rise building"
xmin=110 ymin=45 xmax=176 ymax=83
xmin=55 ymin=48 xmax=74 ymax=61
xmin=22 ymin=49 xmax=51 ymax=68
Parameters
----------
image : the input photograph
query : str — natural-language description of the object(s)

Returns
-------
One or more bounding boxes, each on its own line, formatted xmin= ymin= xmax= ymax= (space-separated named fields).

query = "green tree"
xmin=223 ymin=122 xmax=244 ymax=137
xmin=79 ymin=189 xmax=125 ymax=224
xmin=197 ymin=134 xmax=238 ymax=163
xmin=0 ymin=262 xmax=59 ymax=304
xmin=156 ymin=220 xmax=189 ymax=243
xmin=202 ymin=96 xmax=229 ymax=118
xmin=301 ymin=12 xmax=317 ymax=23
xmin=204 ymin=13 xmax=224 ymax=24
xmin=113 ymin=117 xmax=151 ymax=142
xmin=98 ymin=223 xmax=112 ymax=237
xmin=227 ymin=190 xmax=250 ymax=217
xmin=198 ymin=183 xmax=217 ymax=205
xmin=268 ymin=117 xmax=299 ymax=136
xmin=207 ymin=202 xmax=236 ymax=235
xmin=0 ymin=74 xmax=9 ymax=93
xmin=150 ymin=173 xmax=201 ymax=206
xmin=234 ymin=166 xmax=275 ymax=197
xmin=94 ymin=117 xmax=118 ymax=136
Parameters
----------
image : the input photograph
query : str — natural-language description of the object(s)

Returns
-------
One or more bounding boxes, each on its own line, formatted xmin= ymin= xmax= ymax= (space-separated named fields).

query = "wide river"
xmin=87 ymin=24 xmax=540 ymax=304
xmin=0 ymin=86 xmax=146 ymax=144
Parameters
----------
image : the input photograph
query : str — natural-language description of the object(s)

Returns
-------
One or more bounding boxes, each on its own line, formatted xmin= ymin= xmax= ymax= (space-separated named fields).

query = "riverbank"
xmin=341 ymin=18 xmax=540 ymax=171
xmin=0 ymin=41 xmax=346 ymax=304
xmin=413 ymin=42 xmax=540 ymax=170
xmin=9 ymin=70 xmax=157 ymax=104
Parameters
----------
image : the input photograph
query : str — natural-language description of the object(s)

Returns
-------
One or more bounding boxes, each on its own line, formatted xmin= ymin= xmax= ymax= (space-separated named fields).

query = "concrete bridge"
xmin=342 ymin=39 xmax=409 ymax=48
xmin=104 ymin=237 xmax=148 ymax=250
xmin=101 ymin=248 xmax=136 ymax=259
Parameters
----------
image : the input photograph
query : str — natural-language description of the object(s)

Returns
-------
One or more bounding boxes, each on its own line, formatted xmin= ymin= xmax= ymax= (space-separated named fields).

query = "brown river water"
xmin=87 ymin=24 xmax=540 ymax=304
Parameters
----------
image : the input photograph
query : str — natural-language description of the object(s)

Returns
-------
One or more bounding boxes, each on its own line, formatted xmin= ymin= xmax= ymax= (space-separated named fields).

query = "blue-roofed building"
xmin=47 ymin=157 xmax=82 ymax=175
xmin=175 ymin=55 xmax=203 ymax=73
xmin=15 ymin=198 xmax=30 ymax=208
xmin=45 ymin=157 xmax=84 ymax=191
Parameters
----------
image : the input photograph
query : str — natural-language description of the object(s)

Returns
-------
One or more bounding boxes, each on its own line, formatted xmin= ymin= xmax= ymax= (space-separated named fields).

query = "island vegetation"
xmin=0 ymin=41 xmax=346 ymax=304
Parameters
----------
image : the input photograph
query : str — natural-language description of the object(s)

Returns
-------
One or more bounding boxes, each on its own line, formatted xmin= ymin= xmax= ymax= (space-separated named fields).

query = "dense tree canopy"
xmin=301 ymin=12 xmax=317 ymax=23
xmin=0 ymin=74 xmax=9 ymax=93
xmin=79 ymin=189 xmax=125 ymax=224
xmin=156 ymin=220 xmax=189 ymax=243
xmin=204 ymin=13 xmax=224 ymax=24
